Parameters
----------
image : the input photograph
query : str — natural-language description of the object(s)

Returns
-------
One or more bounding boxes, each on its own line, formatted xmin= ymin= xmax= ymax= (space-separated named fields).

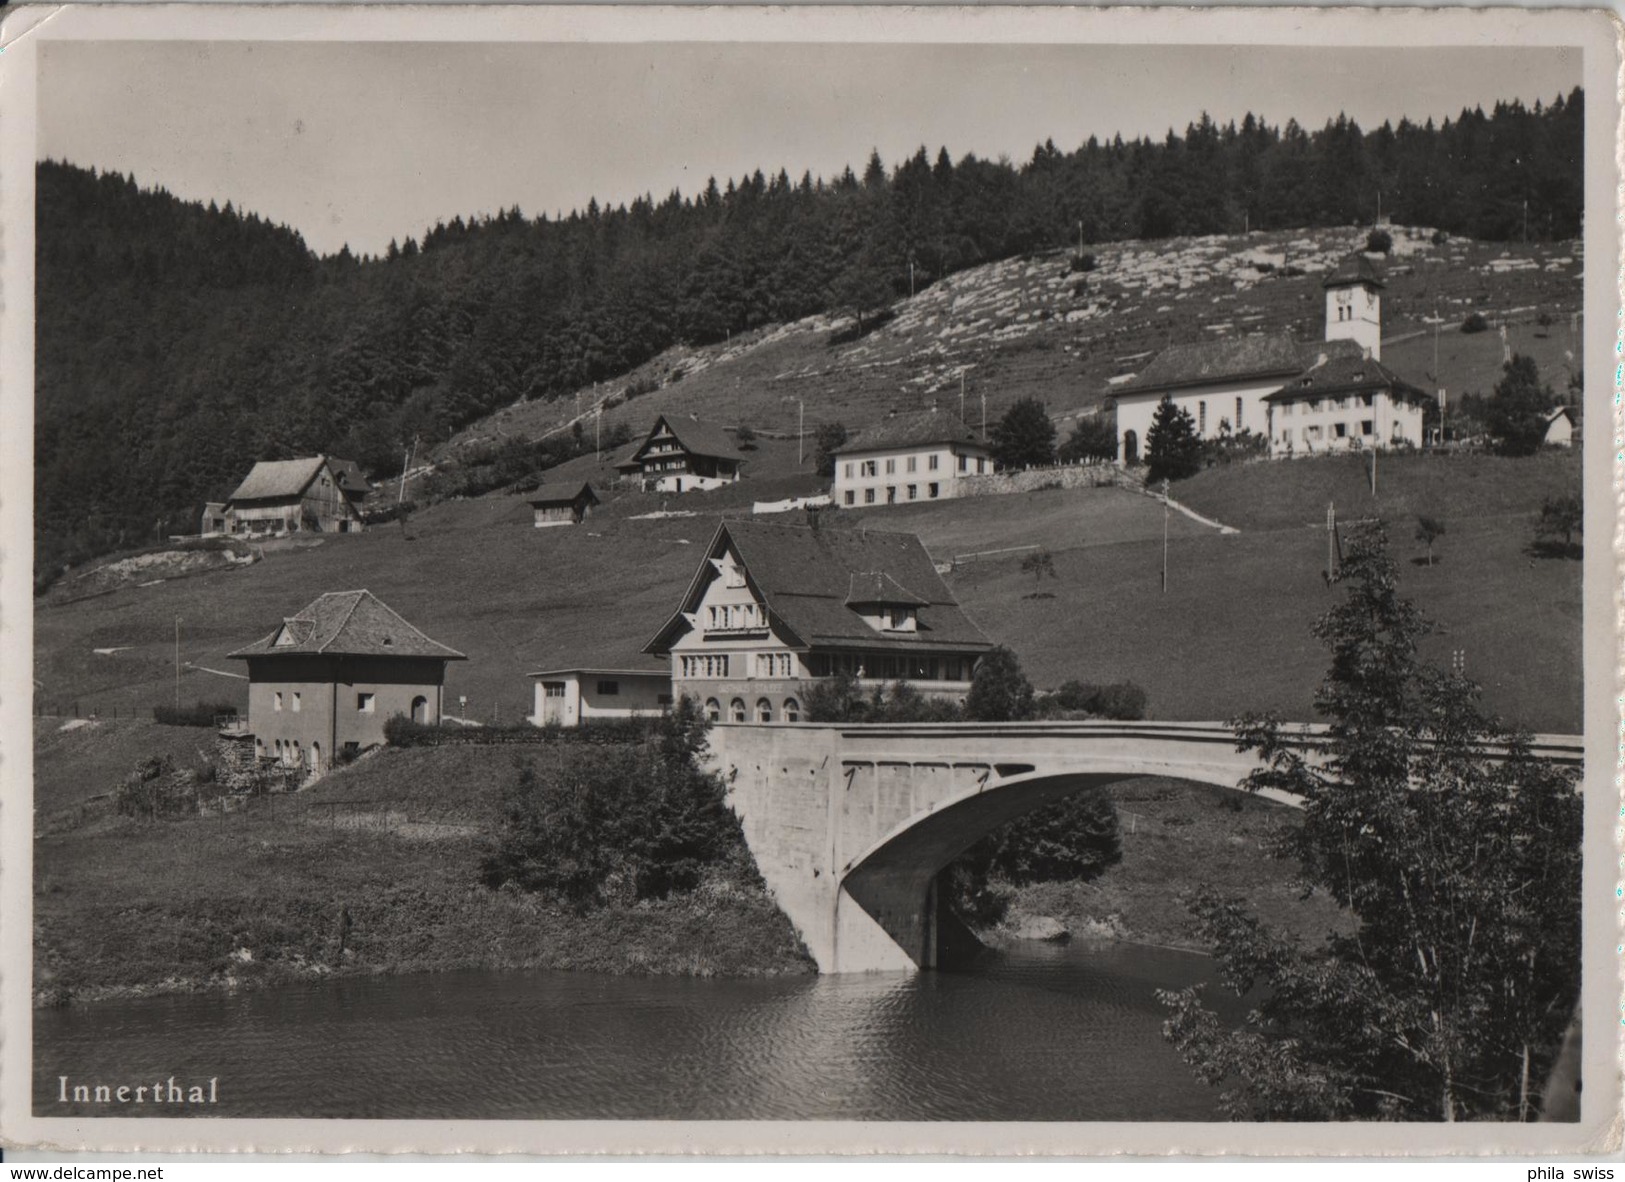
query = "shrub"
xmin=963 ymin=790 xmax=1123 ymax=885
xmin=1461 ymin=311 xmax=1490 ymax=334
xmin=478 ymin=699 xmax=748 ymax=905
xmin=1069 ymin=253 xmax=1097 ymax=274
xmin=734 ymin=424 xmax=758 ymax=451
xmin=1039 ymin=680 xmax=1148 ymax=720
xmin=624 ymin=374 xmax=659 ymax=400
xmin=1365 ymin=227 xmax=1393 ymax=254
xmin=153 ymin=702 xmax=238 ymax=727
xmin=965 ymin=646 xmax=1035 ymax=722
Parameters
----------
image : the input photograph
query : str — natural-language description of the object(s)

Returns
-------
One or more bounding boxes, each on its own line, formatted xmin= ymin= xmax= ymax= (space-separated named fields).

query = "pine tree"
xmin=989 ymin=396 xmax=1057 ymax=469
xmin=1144 ymin=395 xmax=1203 ymax=482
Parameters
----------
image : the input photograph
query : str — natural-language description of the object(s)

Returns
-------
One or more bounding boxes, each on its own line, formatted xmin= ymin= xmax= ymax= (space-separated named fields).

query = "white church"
xmin=1113 ymin=252 xmax=1432 ymax=463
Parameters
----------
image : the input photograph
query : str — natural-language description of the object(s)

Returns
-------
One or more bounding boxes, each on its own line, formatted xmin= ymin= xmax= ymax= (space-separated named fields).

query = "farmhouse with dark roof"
xmin=830 ymin=408 xmax=994 ymax=506
xmin=208 ymin=456 xmax=366 ymax=536
xmin=616 ymin=414 xmax=745 ymax=493
xmin=228 ymin=590 xmax=465 ymax=771
xmin=645 ymin=520 xmax=992 ymax=723
xmin=1113 ymin=251 xmax=1430 ymax=463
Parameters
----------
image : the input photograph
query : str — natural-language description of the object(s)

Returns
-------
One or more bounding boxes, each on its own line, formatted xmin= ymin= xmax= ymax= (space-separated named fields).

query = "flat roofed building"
xmin=645 ymin=519 xmax=992 ymax=723
xmin=830 ymin=409 xmax=993 ymax=508
xmin=228 ymin=589 xmax=465 ymax=772
xmin=529 ymin=664 xmax=672 ymax=727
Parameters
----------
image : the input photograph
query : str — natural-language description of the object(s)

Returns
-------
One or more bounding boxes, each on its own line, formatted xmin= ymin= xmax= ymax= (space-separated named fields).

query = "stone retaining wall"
xmin=958 ymin=462 xmax=1134 ymax=498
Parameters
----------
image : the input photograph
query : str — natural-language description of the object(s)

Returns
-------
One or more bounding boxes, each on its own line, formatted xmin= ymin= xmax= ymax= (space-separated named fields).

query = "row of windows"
xmin=679 ymin=652 xmax=797 ymax=679
xmin=707 ymin=603 xmax=764 ymax=630
xmin=274 ymin=690 xmax=389 ymax=713
xmin=704 ymin=696 xmax=801 ymax=724
xmin=803 ymin=652 xmax=974 ymax=682
xmin=1279 ymin=420 xmax=1403 ymax=445
xmin=843 ymin=483 xmax=941 ymax=506
xmin=1279 ymin=393 xmax=1375 ymax=416
xmin=845 ymin=455 xmax=986 ymax=479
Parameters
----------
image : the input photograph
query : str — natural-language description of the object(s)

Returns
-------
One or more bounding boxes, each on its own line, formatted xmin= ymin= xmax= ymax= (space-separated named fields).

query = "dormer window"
xmin=885 ymin=607 xmax=917 ymax=632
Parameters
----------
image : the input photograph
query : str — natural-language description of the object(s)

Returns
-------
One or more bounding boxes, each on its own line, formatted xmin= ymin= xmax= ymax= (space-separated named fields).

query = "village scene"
xmin=28 ymin=36 xmax=1592 ymax=1129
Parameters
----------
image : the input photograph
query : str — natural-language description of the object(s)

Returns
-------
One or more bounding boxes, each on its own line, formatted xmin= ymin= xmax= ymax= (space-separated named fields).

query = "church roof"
xmin=1120 ymin=335 xmax=1369 ymax=397
xmin=228 ymin=590 xmax=466 ymax=661
xmin=645 ymin=520 xmax=992 ymax=656
xmin=1322 ymin=252 xmax=1387 ymax=290
xmin=836 ymin=408 xmax=985 ymax=455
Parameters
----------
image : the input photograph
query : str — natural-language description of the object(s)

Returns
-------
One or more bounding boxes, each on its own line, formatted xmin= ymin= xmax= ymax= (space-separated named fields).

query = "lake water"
xmin=34 ymin=941 xmax=1234 ymax=1121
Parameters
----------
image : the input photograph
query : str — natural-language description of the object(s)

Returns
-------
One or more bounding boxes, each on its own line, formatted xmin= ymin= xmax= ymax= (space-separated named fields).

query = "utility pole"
xmin=1327 ymin=502 xmax=1337 ymax=581
xmin=174 ymin=616 xmax=181 ymax=709
xmin=980 ymin=391 xmax=987 ymax=438
xmin=798 ymin=399 xmax=805 ymax=467
xmin=595 ymin=407 xmax=602 ymax=460
xmin=959 ymin=371 xmax=966 ymax=424
xmin=1369 ymin=442 xmax=1378 ymax=497
xmin=1161 ymin=480 xmax=1170 ymax=593
xmin=1077 ymin=220 xmax=1084 ymax=256
xmin=399 ymin=437 xmax=416 ymax=505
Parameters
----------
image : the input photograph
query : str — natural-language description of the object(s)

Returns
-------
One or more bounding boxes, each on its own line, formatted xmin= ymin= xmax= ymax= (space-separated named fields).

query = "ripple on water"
xmin=36 ymin=943 xmax=1227 ymax=1121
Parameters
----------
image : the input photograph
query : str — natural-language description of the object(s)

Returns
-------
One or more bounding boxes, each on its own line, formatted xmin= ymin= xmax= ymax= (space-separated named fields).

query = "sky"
xmin=38 ymin=40 xmax=1582 ymax=258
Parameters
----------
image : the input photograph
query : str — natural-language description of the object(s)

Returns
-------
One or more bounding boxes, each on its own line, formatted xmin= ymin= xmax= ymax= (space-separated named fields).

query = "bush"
xmin=1461 ymin=311 xmax=1490 ymax=334
xmin=1365 ymin=228 xmax=1393 ymax=254
xmin=1069 ymin=253 xmax=1097 ymax=274
xmin=153 ymin=702 xmax=238 ymax=727
xmin=803 ymin=673 xmax=963 ymax=723
xmin=478 ymin=699 xmax=748 ymax=905
xmin=734 ymin=424 xmax=758 ymax=451
xmin=1038 ymin=679 xmax=1148 ymax=720
xmin=963 ymin=790 xmax=1123 ymax=885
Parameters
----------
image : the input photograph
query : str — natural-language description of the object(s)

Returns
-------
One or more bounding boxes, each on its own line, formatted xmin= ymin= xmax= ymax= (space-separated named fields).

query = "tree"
xmin=1534 ymin=492 xmax=1582 ymax=558
xmin=989 ymin=397 xmax=1057 ymax=469
xmin=1144 ymin=395 xmax=1203 ymax=483
xmin=1413 ymin=514 xmax=1445 ymax=566
xmin=1159 ymin=522 xmax=1581 ymax=1120
xmin=964 ymin=645 xmax=1035 ymax=721
xmin=1020 ymin=547 xmax=1057 ymax=586
xmin=962 ymin=790 xmax=1123 ymax=884
xmin=1485 ymin=354 xmax=1554 ymax=456
xmin=734 ymin=423 xmax=758 ymax=451
xmin=1365 ymin=227 xmax=1393 ymax=254
xmin=1058 ymin=415 xmax=1118 ymax=463
xmin=813 ymin=421 xmax=849 ymax=479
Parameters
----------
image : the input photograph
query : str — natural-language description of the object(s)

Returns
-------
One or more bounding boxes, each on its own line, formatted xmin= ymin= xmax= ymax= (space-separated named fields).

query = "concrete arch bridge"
xmin=706 ymin=721 xmax=1583 ymax=974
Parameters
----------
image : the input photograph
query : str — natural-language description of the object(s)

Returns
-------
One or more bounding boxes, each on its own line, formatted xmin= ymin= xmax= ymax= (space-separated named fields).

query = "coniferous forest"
xmin=36 ymin=92 xmax=1583 ymax=578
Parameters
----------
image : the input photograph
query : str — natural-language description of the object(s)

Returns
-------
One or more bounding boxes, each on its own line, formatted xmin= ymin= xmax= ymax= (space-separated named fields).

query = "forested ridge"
xmin=36 ymin=91 xmax=1583 ymax=578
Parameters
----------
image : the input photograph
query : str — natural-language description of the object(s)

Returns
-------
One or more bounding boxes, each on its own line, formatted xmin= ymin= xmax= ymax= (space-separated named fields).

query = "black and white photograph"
xmin=1 ymin=4 xmax=1618 ymax=1157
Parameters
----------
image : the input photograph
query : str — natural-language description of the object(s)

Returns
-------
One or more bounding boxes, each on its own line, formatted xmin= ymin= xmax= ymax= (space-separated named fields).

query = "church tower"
xmin=1323 ymin=252 xmax=1385 ymax=360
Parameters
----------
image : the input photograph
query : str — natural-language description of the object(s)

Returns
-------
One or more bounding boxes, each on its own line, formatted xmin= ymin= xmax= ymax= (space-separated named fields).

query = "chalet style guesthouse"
xmin=645 ymin=520 xmax=992 ymax=723
xmin=203 ymin=455 xmax=367 ymax=537
xmin=830 ymin=408 xmax=995 ymax=506
xmin=229 ymin=590 xmax=465 ymax=772
xmin=1113 ymin=252 xmax=1430 ymax=462
xmin=616 ymin=414 xmax=745 ymax=493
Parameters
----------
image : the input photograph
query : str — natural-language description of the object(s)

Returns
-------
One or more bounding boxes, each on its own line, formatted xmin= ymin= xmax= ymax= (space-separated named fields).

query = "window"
xmin=543 ymin=682 xmax=566 ymax=698
xmin=292 ymin=692 xmax=301 ymax=713
xmin=704 ymin=698 xmax=721 ymax=723
xmin=860 ymin=460 xmax=878 ymax=477
xmin=928 ymin=482 xmax=940 ymax=498
xmin=724 ymin=564 xmax=746 ymax=589
xmin=783 ymin=697 xmax=801 ymax=723
xmin=756 ymin=698 xmax=774 ymax=723
xmin=958 ymin=455 xmax=968 ymax=472
xmin=886 ymin=608 xmax=914 ymax=630
xmin=596 ymin=681 xmax=620 ymax=696
xmin=864 ymin=489 xmax=876 ymax=504
xmin=1334 ymin=422 xmax=1348 ymax=439
xmin=976 ymin=458 xmax=986 ymax=474
xmin=884 ymin=458 xmax=896 ymax=475
xmin=906 ymin=456 xmax=917 ymax=473
xmin=928 ymin=454 xmax=939 ymax=471
xmin=343 ymin=741 xmax=359 ymax=756
xmin=357 ymin=692 xmax=375 ymax=713
xmin=844 ymin=490 xmax=855 ymax=506
xmin=1360 ymin=392 xmax=1374 ymax=407
xmin=907 ymin=485 xmax=918 ymax=500
xmin=274 ymin=691 xmax=283 ymax=712
xmin=886 ymin=487 xmax=897 ymax=504
xmin=1235 ymin=397 xmax=1244 ymax=430
xmin=843 ymin=462 xmax=854 ymax=478
xmin=755 ymin=652 xmax=792 ymax=678
xmin=1309 ymin=399 xmax=1322 ymax=413
xmin=1198 ymin=401 xmax=1207 ymax=434
xmin=1280 ymin=402 xmax=1292 ymax=416
xmin=730 ymin=698 xmax=747 ymax=723
xmin=1361 ymin=420 xmax=1374 ymax=436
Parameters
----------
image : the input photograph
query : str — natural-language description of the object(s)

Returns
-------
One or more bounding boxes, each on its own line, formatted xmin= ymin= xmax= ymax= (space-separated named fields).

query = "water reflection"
xmin=35 ymin=942 xmax=1226 ymax=1121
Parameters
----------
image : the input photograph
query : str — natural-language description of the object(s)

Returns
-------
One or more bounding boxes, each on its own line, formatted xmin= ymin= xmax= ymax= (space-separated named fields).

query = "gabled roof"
xmin=1545 ymin=405 xmax=1579 ymax=426
xmin=632 ymin=415 xmax=746 ymax=464
xmin=529 ymin=482 xmax=600 ymax=509
xmin=1322 ymin=252 xmax=1387 ymax=290
xmin=645 ymin=520 xmax=992 ymax=656
xmin=327 ymin=458 xmax=372 ymax=498
xmin=610 ymin=440 xmax=645 ymax=473
xmin=1118 ymin=335 xmax=1367 ymax=397
xmin=228 ymin=590 xmax=467 ymax=661
xmin=835 ymin=408 xmax=986 ymax=455
xmin=1263 ymin=352 xmax=1429 ymax=403
xmin=227 ymin=457 xmax=330 ymax=504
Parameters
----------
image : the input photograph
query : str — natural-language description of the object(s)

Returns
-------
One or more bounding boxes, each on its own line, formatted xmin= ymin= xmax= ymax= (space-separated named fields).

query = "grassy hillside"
xmin=35 ymin=448 xmax=1582 ymax=734
xmin=34 ymin=741 xmax=814 ymax=1003
xmin=436 ymin=225 xmax=1582 ymax=480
